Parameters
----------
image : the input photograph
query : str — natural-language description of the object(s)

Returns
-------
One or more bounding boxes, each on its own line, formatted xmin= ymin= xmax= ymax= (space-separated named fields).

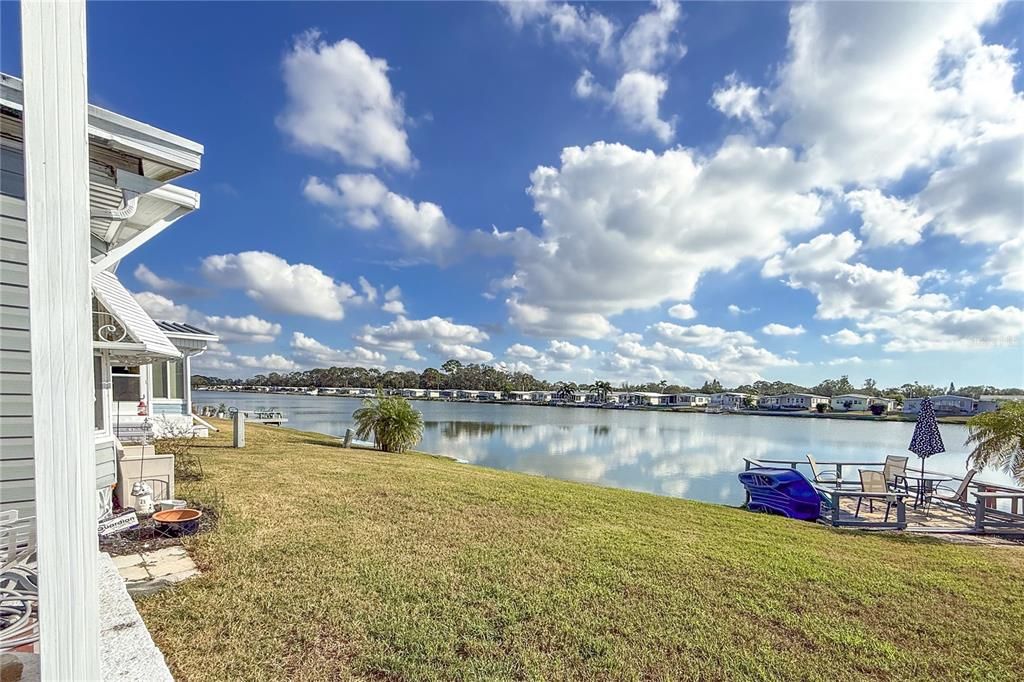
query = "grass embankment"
xmin=139 ymin=422 xmax=1023 ymax=681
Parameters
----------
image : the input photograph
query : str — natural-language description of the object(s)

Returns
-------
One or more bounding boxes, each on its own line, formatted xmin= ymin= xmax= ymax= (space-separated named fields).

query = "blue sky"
xmin=3 ymin=1 xmax=1022 ymax=388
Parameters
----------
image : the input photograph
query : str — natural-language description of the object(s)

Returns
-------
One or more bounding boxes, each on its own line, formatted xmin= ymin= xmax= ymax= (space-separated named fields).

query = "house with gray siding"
xmin=0 ymin=72 xmax=204 ymax=521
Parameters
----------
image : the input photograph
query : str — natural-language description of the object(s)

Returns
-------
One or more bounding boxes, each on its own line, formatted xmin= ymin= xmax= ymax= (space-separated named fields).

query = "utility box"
xmin=116 ymin=444 xmax=174 ymax=509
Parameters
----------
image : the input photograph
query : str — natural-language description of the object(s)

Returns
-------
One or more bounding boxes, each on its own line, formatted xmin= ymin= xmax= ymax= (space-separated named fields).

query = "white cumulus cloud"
xmin=711 ymin=73 xmax=768 ymax=131
xmin=491 ymin=139 xmax=825 ymax=337
xmin=845 ymin=189 xmax=931 ymax=248
xmin=821 ymin=329 xmax=876 ymax=346
xmin=859 ymin=306 xmax=1024 ymax=352
xmin=357 ymin=315 xmax=488 ymax=357
xmin=236 ymin=354 xmax=299 ymax=371
xmin=200 ymin=251 xmax=356 ymax=321
xmin=133 ymin=291 xmax=281 ymax=343
xmin=278 ymin=30 xmax=413 ymax=169
xmin=432 ymin=342 xmax=494 ymax=363
xmin=762 ymin=232 xmax=950 ymax=320
xmin=133 ymin=264 xmax=206 ymax=298
xmin=304 ymin=174 xmax=457 ymax=254
xmin=762 ymin=323 xmax=806 ymax=336
xmin=667 ymin=303 xmax=697 ymax=320
xmin=290 ymin=331 xmax=387 ymax=367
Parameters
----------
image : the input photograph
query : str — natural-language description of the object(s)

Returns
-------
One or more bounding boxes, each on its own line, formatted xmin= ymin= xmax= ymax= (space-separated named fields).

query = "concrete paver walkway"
xmin=112 ymin=546 xmax=199 ymax=595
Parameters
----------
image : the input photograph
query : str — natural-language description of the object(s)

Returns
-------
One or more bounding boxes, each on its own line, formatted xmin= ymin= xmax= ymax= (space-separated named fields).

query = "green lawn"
xmin=138 ymin=422 xmax=1024 ymax=681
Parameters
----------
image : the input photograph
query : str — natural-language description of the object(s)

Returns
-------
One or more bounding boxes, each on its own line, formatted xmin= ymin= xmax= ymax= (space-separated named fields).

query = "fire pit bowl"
xmin=152 ymin=508 xmax=203 ymax=535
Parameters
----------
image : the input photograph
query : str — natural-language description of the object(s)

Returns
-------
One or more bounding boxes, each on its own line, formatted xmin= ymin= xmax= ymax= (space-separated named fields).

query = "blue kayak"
xmin=738 ymin=467 xmax=828 ymax=521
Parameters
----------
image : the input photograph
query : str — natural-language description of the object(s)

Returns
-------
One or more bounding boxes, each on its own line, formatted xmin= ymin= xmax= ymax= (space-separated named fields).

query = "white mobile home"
xmin=627 ymin=392 xmax=670 ymax=406
xmin=758 ymin=395 xmax=780 ymax=410
xmin=777 ymin=393 xmax=830 ymax=411
xmin=108 ymin=320 xmax=217 ymax=440
xmin=0 ymin=14 xmax=203 ymax=672
xmin=1 ymin=71 xmax=204 ymax=522
xmin=400 ymin=388 xmax=426 ymax=398
xmin=830 ymin=394 xmax=871 ymax=411
xmin=711 ymin=392 xmax=751 ymax=410
xmin=931 ymin=395 xmax=979 ymax=415
xmin=869 ymin=397 xmax=897 ymax=412
xmin=668 ymin=393 xmax=709 ymax=408
xmin=902 ymin=397 xmax=923 ymax=414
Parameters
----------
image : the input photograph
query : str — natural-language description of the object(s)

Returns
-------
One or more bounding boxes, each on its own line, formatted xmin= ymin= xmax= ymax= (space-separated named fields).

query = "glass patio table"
xmin=894 ymin=472 xmax=952 ymax=508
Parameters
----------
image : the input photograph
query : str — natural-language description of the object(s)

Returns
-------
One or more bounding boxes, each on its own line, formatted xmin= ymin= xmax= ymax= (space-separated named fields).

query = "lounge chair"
xmin=806 ymin=454 xmax=838 ymax=484
xmin=928 ymin=469 xmax=978 ymax=508
xmin=883 ymin=455 xmax=909 ymax=491
xmin=855 ymin=469 xmax=895 ymax=522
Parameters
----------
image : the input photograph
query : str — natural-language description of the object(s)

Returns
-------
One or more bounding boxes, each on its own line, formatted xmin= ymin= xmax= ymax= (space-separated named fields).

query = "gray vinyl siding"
xmin=95 ymin=439 xmax=117 ymax=489
xmin=0 ymin=192 xmax=33 ymax=519
xmin=1 ymin=115 xmax=139 ymax=520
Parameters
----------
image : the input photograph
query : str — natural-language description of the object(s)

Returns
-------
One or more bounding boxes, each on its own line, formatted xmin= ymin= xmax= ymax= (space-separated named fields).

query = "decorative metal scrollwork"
xmin=94 ymin=311 xmax=128 ymax=343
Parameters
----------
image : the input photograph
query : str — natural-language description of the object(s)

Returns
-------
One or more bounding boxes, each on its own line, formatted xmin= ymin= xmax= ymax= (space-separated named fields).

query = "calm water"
xmin=198 ymin=391 xmax=1007 ymax=506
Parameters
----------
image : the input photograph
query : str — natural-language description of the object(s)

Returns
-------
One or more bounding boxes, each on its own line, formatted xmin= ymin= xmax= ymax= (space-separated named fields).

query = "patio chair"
xmin=883 ymin=455 xmax=910 ymax=491
xmin=929 ymin=469 xmax=978 ymax=509
xmin=806 ymin=454 xmax=838 ymax=484
xmin=855 ymin=469 xmax=895 ymax=522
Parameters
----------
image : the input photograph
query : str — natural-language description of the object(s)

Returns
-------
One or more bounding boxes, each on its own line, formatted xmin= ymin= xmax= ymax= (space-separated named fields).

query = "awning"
xmin=92 ymin=271 xmax=181 ymax=365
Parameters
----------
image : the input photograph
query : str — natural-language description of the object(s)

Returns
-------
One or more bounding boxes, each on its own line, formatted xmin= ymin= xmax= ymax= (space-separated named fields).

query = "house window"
xmin=151 ymin=360 xmax=184 ymax=400
xmin=93 ymin=355 xmax=105 ymax=431
xmin=0 ymin=142 xmax=26 ymax=199
xmin=111 ymin=365 xmax=141 ymax=402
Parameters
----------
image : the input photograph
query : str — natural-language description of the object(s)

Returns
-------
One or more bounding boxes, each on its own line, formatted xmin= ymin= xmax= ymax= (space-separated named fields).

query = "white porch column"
xmin=184 ymin=354 xmax=193 ymax=416
xmin=21 ymin=1 xmax=101 ymax=679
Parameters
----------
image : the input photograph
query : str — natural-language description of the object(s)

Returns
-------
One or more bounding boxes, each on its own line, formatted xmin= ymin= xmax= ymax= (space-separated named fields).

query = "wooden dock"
xmin=743 ymin=457 xmax=1024 ymax=545
xmin=241 ymin=410 xmax=287 ymax=426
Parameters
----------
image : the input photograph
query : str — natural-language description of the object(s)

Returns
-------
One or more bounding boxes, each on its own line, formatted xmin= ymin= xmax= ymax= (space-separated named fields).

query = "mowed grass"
xmin=138 ymin=422 xmax=1024 ymax=681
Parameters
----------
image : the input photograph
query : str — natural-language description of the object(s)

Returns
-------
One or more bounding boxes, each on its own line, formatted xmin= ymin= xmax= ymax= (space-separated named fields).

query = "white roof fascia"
xmin=92 ymin=271 xmax=180 ymax=361
xmin=91 ymin=191 xmax=197 ymax=275
xmin=1 ymin=73 xmax=203 ymax=174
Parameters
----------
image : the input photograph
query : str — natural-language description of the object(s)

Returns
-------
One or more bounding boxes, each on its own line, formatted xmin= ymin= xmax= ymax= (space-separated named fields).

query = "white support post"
xmin=21 ymin=1 xmax=102 ymax=679
xmin=184 ymin=354 xmax=193 ymax=416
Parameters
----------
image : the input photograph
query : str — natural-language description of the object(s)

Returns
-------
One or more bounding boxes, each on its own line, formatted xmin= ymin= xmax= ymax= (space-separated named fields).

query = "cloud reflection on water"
xmin=201 ymin=392 xmax=1004 ymax=506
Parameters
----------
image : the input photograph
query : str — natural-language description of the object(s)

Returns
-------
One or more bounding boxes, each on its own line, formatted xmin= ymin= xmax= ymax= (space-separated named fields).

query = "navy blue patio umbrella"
xmin=909 ymin=396 xmax=945 ymax=476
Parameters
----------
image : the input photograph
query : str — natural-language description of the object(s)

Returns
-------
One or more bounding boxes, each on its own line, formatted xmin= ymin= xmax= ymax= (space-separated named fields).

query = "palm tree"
xmin=352 ymin=395 xmax=424 ymax=453
xmin=554 ymin=381 xmax=578 ymax=402
xmin=965 ymin=402 xmax=1024 ymax=484
xmin=593 ymin=380 xmax=612 ymax=403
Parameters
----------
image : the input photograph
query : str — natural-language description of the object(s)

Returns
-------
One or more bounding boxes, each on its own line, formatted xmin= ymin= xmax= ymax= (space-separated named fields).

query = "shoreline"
xmin=195 ymin=388 xmax=972 ymax=425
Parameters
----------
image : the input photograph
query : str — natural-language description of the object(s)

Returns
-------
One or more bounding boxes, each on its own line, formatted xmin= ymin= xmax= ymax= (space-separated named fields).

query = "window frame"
xmin=110 ymin=364 xmax=142 ymax=403
xmin=93 ymin=353 xmax=111 ymax=434
xmin=151 ymin=359 xmax=185 ymax=401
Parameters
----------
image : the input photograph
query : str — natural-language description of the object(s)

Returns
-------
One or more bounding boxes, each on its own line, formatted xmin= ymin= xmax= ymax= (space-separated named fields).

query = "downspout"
xmin=91 ymin=186 xmax=141 ymax=221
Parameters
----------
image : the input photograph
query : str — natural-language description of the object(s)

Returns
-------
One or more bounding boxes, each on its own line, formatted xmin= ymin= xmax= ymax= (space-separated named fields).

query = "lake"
xmin=197 ymin=391 xmax=1007 ymax=506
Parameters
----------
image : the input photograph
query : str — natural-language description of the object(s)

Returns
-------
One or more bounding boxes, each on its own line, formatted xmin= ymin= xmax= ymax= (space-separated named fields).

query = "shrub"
xmin=869 ymin=404 xmax=886 ymax=416
xmin=352 ymin=395 xmax=424 ymax=453
xmin=153 ymin=416 xmax=203 ymax=480
xmin=816 ymin=403 xmax=828 ymax=413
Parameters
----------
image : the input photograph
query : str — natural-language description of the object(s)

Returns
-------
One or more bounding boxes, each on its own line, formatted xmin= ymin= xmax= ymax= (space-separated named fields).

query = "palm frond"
xmin=351 ymin=395 xmax=424 ymax=453
xmin=964 ymin=403 xmax=1024 ymax=484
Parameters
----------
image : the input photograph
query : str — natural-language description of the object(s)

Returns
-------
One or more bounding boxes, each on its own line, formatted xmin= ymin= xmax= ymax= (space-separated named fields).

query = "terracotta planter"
xmin=153 ymin=508 xmax=202 ymax=524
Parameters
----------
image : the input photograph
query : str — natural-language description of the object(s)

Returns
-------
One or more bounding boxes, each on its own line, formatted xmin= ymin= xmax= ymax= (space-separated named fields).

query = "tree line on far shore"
xmin=191 ymin=360 xmax=1022 ymax=401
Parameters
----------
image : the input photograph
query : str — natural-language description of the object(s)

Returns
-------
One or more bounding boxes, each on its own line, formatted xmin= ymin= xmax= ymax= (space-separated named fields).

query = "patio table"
xmin=894 ymin=473 xmax=952 ymax=508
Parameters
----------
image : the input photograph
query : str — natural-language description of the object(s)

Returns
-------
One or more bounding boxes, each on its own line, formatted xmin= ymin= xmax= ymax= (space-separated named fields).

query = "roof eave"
xmin=1 ymin=73 xmax=203 ymax=178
